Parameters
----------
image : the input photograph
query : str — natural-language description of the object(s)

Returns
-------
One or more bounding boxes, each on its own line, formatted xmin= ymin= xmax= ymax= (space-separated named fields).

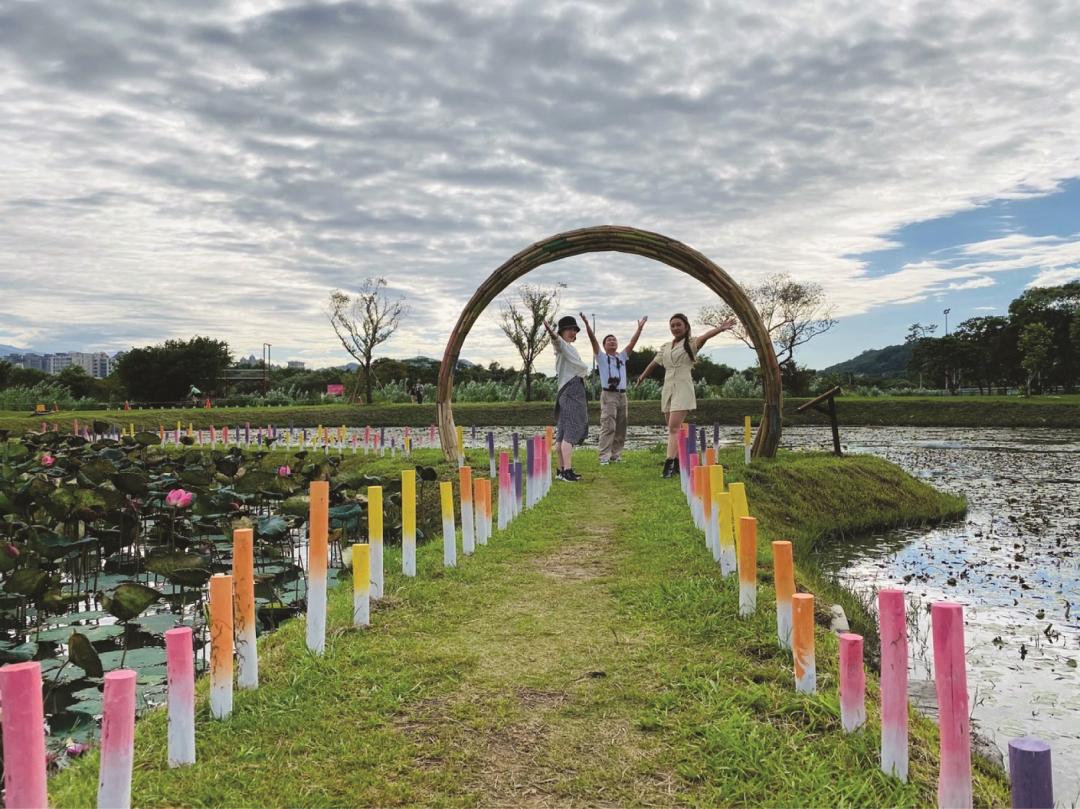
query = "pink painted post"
xmin=0 ymin=661 xmax=48 ymax=809
xmin=165 ymin=626 xmax=196 ymax=766
xmin=932 ymin=602 xmax=973 ymax=809
xmin=97 ymin=669 xmax=137 ymax=809
xmin=878 ymin=588 xmax=909 ymax=782
xmin=838 ymin=633 xmax=866 ymax=732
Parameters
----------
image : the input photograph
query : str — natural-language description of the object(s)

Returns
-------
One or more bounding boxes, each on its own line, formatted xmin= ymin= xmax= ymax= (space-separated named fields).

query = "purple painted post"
xmin=687 ymin=422 xmax=697 ymax=457
xmin=713 ymin=422 xmax=719 ymax=448
xmin=97 ymin=669 xmax=137 ymax=809
xmin=471 ymin=424 xmax=477 ymax=440
xmin=698 ymin=427 xmax=706 ymax=462
xmin=932 ymin=602 xmax=973 ymax=809
xmin=879 ymin=588 xmax=908 ymax=782
xmin=839 ymin=633 xmax=866 ymax=732
xmin=245 ymin=422 xmax=251 ymax=445
xmin=165 ymin=627 xmax=196 ymax=766
xmin=0 ymin=661 xmax=48 ymax=809
xmin=486 ymin=431 xmax=496 ymax=477
xmin=512 ymin=431 xmax=520 ymax=461
xmin=513 ymin=461 xmax=523 ymax=517
xmin=525 ymin=438 xmax=535 ymax=508
xmin=1008 ymin=737 xmax=1053 ymax=809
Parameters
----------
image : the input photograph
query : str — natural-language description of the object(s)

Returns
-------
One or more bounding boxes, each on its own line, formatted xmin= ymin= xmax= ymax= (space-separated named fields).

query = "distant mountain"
xmin=0 ymin=344 xmax=29 ymax=356
xmin=822 ymin=343 xmax=913 ymax=378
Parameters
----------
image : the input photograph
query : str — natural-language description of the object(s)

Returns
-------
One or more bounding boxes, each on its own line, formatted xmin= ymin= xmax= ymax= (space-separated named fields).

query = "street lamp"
xmin=262 ymin=343 xmax=272 ymax=394
xmin=943 ymin=308 xmax=951 ymax=335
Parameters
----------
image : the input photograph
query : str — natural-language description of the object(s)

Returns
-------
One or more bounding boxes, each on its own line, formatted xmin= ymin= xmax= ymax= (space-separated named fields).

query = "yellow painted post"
xmin=743 ymin=416 xmax=752 ymax=464
xmin=716 ymin=490 xmax=736 ymax=575
xmin=352 ymin=543 xmax=370 ymax=626
xmin=729 ymin=481 xmax=750 ymax=523
xmin=402 ymin=469 xmax=416 ymax=576
xmin=368 ymin=486 xmax=384 ymax=599
xmin=709 ymin=465 xmax=725 ymax=565
xmin=440 ymin=481 xmax=456 ymax=567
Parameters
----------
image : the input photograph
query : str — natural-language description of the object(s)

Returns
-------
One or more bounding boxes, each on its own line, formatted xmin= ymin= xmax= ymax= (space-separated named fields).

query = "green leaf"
xmin=97 ymin=646 xmax=167 ymax=670
xmin=133 ymin=431 xmax=161 ymax=447
xmin=3 ymin=567 xmax=49 ymax=597
xmin=37 ymin=623 xmax=124 ymax=643
xmin=144 ymin=551 xmax=208 ymax=579
xmin=257 ymin=515 xmax=289 ymax=541
xmin=100 ymin=582 xmax=162 ymax=621
xmin=418 ymin=466 xmax=439 ymax=482
xmin=112 ymin=470 xmax=149 ymax=496
xmin=68 ymin=631 xmax=104 ymax=677
xmin=234 ymin=470 xmax=276 ymax=495
xmin=167 ymin=567 xmax=212 ymax=587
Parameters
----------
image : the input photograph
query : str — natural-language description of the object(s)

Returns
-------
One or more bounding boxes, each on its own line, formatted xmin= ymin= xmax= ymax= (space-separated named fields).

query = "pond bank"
xmin=48 ymin=449 xmax=1008 ymax=807
xmin=2 ymin=393 xmax=1079 ymax=435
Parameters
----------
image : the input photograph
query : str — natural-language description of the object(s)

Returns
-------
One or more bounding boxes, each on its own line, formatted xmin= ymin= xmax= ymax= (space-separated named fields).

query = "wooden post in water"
xmin=1008 ymin=737 xmax=1053 ymax=809
xmin=932 ymin=602 xmax=973 ymax=809
xmin=878 ymin=588 xmax=909 ymax=781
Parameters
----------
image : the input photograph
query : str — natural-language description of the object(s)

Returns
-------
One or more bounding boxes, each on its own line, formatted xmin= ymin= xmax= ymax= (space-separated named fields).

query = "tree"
xmin=55 ymin=366 xmax=105 ymax=400
xmin=953 ymin=316 xmax=1011 ymax=393
xmin=1008 ymin=281 xmax=1080 ymax=391
xmin=327 ymin=279 xmax=408 ymax=405
xmin=497 ymin=284 xmax=559 ymax=402
xmin=1019 ymin=322 xmax=1053 ymax=394
xmin=114 ymin=337 xmax=232 ymax=402
xmin=700 ymin=274 xmax=836 ymax=388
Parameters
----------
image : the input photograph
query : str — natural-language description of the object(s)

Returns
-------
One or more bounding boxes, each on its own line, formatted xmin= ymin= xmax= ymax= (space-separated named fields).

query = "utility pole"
xmin=262 ymin=343 xmax=272 ymax=394
xmin=943 ymin=308 xmax=951 ymax=335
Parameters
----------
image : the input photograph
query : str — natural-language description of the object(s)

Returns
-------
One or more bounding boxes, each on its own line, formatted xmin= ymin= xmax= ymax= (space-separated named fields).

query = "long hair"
xmin=671 ymin=313 xmax=695 ymax=362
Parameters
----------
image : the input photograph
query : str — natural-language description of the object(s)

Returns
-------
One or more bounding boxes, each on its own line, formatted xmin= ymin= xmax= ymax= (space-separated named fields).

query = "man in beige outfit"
xmin=580 ymin=312 xmax=647 ymax=465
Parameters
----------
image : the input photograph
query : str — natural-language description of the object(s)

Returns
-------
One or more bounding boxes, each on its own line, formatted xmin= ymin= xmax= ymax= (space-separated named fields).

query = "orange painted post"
xmin=460 ymin=466 xmax=475 ymax=555
xmin=737 ymin=516 xmax=757 ymax=616
xmin=772 ymin=540 xmax=795 ymax=650
xmin=209 ymin=573 xmax=233 ymax=718
xmin=473 ymin=476 xmax=486 ymax=546
xmin=306 ymin=480 xmax=329 ymax=654
xmin=792 ymin=592 xmax=816 ymax=693
xmin=232 ymin=528 xmax=258 ymax=688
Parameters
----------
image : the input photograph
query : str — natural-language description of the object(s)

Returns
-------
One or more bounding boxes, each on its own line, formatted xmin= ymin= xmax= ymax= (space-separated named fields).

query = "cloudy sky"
xmin=2 ymin=0 xmax=1079 ymax=374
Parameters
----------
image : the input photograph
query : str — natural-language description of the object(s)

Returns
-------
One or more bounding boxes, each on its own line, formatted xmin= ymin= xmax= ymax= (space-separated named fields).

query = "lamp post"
xmin=943 ymin=308 xmax=951 ymax=336
xmin=262 ymin=343 xmax=272 ymax=394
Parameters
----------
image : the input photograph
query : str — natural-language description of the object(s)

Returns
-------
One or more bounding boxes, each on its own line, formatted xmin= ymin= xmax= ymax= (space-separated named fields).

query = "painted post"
xmin=701 ymin=465 xmax=714 ymax=555
xmin=165 ymin=627 xmax=196 ymax=767
xmin=456 ymin=425 xmax=465 ymax=466
xmin=0 ymin=661 xmax=48 ymax=808
xmin=513 ymin=460 xmax=523 ymax=519
xmin=512 ymin=430 xmax=520 ymax=461
xmin=713 ymin=422 xmax=719 ymax=449
xmin=687 ymin=422 xmax=696 ymax=458
xmin=97 ymin=669 xmax=137 ymax=809
xmin=879 ymin=588 xmax=909 ymax=782
xmin=402 ymin=469 xmax=416 ymax=576
xmin=839 ymin=633 xmax=867 ymax=732
xmin=717 ymin=491 xmax=736 ymax=576
xmin=369 ymin=486 xmax=384 ymax=599
xmin=498 ymin=452 xmax=510 ymax=531
xmin=306 ymin=480 xmax=329 ymax=654
xmin=1008 ymin=737 xmax=1053 ymax=809
xmin=460 ymin=466 xmax=475 ymax=555
xmin=525 ymin=437 xmax=535 ymax=508
xmin=232 ymin=528 xmax=258 ymax=688
xmin=729 ymin=481 xmax=749 ymax=524
xmin=473 ymin=476 xmax=487 ymax=546
xmin=792 ymin=592 xmax=816 ymax=693
xmin=487 ymin=431 xmax=496 ymax=477
xmin=440 ymin=481 xmax=456 ymax=567
xmin=743 ymin=415 xmax=752 ymax=464
xmin=932 ymin=602 xmax=973 ymax=809
xmin=737 ymin=516 xmax=757 ymax=616
xmin=699 ymin=427 xmax=706 ymax=464
xmin=352 ymin=543 xmax=371 ymax=627
xmin=688 ymin=458 xmax=701 ymax=526
xmin=209 ymin=573 xmax=233 ymax=719
xmin=708 ymin=465 xmax=724 ymax=563
xmin=678 ymin=431 xmax=689 ymax=494
xmin=772 ymin=540 xmax=795 ymax=649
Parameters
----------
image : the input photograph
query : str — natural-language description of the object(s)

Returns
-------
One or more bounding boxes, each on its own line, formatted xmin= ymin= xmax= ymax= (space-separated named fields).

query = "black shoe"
xmin=560 ymin=468 xmax=583 ymax=482
xmin=662 ymin=459 xmax=675 ymax=478
xmin=672 ymin=457 xmax=680 ymax=475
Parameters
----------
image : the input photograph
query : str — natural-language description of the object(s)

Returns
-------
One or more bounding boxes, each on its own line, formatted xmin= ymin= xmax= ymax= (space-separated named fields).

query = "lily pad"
xmin=3 ymin=567 xmax=50 ymax=598
xmin=37 ymin=623 xmax=124 ymax=643
xmin=144 ymin=551 xmax=208 ymax=579
xmin=100 ymin=582 xmax=163 ymax=622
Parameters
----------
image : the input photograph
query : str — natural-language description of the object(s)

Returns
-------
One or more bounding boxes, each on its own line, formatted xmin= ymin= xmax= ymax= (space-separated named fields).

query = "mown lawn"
xmin=49 ymin=448 xmax=1007 ymax=807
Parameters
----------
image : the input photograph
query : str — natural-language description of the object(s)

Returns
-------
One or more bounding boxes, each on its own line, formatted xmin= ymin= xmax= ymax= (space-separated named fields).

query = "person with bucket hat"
xmin=580 ymin=312 xmax=647 ymax=465
xmin=542 ymin=314 xmax=590 ymax=481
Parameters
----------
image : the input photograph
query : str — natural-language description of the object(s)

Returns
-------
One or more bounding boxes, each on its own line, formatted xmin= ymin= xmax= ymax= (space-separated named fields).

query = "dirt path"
xmin=392 ymin=474 xmax=677 ymax=807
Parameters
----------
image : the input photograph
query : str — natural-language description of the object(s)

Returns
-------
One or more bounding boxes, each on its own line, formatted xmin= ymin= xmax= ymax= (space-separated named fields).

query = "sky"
xmin=1 ymin=0 xmax=1079 ymax=376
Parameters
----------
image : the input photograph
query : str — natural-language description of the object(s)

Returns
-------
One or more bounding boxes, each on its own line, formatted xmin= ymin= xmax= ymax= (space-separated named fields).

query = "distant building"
xmin=287 ymin=360 xmax=305 ymax=369
xmin=3 ymin=351 xmax=111 ymax=378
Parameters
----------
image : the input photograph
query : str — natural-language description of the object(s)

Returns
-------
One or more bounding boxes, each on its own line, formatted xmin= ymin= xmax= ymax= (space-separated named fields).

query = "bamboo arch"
xmin=436 ymin=225 xmax=783 ymax=460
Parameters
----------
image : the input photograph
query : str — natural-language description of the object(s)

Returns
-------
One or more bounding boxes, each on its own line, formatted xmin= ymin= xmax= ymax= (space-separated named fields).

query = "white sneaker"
xmin=599 ymin=458 xmax=611 ymax=466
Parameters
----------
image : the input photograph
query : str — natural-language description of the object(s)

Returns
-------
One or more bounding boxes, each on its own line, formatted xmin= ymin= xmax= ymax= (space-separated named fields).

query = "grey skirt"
xmin=554 ymin=377 xmax=589 ymax=446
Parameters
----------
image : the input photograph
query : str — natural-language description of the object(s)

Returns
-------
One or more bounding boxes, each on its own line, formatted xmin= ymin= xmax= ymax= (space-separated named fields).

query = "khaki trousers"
xmin=599 ymin=389 xmax=628 ymax=461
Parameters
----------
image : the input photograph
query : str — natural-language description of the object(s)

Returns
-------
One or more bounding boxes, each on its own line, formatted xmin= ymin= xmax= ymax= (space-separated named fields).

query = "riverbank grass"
xmin=48 ymin=449 xmax=1007 ymax=807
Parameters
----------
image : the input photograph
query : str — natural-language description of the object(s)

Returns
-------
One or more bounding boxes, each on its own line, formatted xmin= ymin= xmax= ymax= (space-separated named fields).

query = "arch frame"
xmin=437 ymin=225 xmax=783 ymax=460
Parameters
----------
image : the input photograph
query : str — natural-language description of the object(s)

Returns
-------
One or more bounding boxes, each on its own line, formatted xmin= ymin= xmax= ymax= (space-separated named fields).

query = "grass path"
xmin=49 ymin=449 xmax=1009 ymax=807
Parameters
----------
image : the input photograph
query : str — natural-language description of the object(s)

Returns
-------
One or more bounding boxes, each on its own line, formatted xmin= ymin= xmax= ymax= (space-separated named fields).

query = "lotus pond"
xmin=0 ymin=427 xmax=452 ymax=772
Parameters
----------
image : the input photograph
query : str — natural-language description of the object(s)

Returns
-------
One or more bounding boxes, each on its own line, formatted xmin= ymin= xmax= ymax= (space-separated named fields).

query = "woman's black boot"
xmin=662 ymin=458 xmax=675 ymax=478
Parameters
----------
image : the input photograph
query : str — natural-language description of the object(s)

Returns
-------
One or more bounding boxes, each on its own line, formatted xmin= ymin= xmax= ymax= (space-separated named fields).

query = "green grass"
xmin=3 ymin=393 xmax=1079 ymax=435
xmin=49 ymin=449 xmax=1007 ymax=807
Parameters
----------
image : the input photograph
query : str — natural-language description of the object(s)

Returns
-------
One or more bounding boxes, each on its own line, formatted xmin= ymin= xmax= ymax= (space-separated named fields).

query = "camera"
xmin=607 ymin=376 xmax=621 ymax=390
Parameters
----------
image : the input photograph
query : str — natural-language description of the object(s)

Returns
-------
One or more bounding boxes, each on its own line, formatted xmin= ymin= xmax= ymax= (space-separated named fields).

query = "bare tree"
xmin=700 ymin=273 xmax=837 ymax=369
xmin=498 ymin=284 xmax=560 ymax=401
xmin=327 ymin=279 xmax=408 ymax=404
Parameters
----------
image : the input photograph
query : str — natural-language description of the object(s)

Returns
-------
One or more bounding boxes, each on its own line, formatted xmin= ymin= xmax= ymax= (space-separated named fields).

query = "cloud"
xmin=1027 ymin=267 xmax=1080 ymax=288
xmin=0 ymin=0 xmax=1079 ymax=370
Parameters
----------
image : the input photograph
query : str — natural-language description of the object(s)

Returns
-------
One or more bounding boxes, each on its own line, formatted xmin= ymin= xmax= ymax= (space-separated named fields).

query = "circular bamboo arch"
xmin=437 ymin=225 xmax=783 ymax=461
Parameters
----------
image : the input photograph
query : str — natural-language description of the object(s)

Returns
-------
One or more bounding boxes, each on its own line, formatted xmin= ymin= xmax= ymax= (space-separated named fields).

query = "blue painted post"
xmin=486 ymin=431 xmax=496 ymax=478
xmin=687 ymin=423 xmax=696 ymax=458
xmin=1008 ymin=737 xmax=1053 ymax=809
xmin=512 ymin=431 xmax=520 ymax=462
xmin=513 ymin=461 xmax=523 ymax=518
xmin=525 ymin=438 xmax=535 ymax=508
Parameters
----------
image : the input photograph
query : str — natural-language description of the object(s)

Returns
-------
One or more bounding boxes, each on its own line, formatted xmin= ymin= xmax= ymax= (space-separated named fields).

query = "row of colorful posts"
xmin=0 ymin=428 xmax=557 ymax=809
xmin=672 ymin=422 xmax=1055 ymax=809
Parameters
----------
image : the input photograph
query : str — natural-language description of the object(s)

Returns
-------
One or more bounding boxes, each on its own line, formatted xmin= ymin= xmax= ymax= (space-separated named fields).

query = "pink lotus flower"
xmin=41 ymin=453 xmax=55 ymax=467
xmin=4 ymin=543 xmax=18 ymax=559
xmin=66 ymin=742 xmax=91 ymax=757
xmin=165 ymin=489 xmax=194 ymax=509
xmin=277 ymin=465 xmax=291 ymax=477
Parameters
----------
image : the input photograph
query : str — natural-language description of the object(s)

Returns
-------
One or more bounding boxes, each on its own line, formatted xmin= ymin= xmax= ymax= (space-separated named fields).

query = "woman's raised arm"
xmin=694 ymin=317 xmax=737 ymax=351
